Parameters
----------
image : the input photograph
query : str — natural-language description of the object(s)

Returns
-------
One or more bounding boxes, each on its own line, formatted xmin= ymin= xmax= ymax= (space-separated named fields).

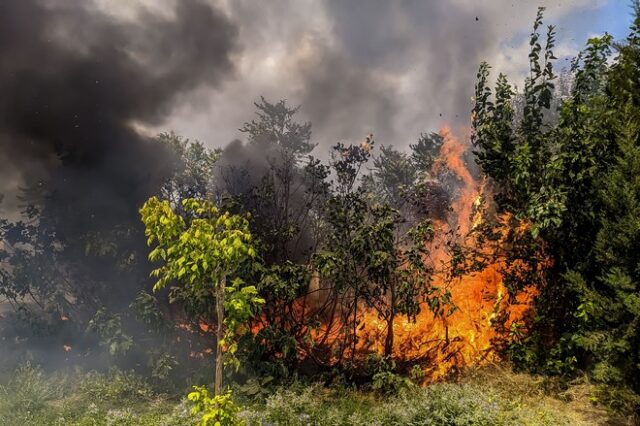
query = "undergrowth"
xmin=0 ymin=363 xmax=634 ymax=425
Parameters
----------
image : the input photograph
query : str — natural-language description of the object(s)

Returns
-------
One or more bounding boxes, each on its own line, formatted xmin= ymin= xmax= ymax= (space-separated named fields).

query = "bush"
xmin=188 ymin=387 xmax=242 ymax=426
xmin=371 ymin=371 xmax=415 ymax=395
xmin=0 ymin=363 xmax=64 ymax=412
xmin=0 ymin=364 xmax=621 ymax=425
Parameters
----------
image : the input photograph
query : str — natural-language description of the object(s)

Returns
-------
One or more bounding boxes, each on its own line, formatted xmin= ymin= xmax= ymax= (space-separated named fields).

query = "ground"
xmin=0 ymin=363 xmax=634 ymax=425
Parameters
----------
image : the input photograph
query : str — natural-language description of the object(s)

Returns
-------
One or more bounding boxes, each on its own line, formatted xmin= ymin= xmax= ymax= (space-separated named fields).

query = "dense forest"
xmin=1 ymin=3 xmax=640 ymax=425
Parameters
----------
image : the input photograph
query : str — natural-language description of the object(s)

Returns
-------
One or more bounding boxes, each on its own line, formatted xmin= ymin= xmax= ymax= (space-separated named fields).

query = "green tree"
xmin=365 ymin=145 xmax=417 ymax=210
xmin=410 ymin=132 xmax=444 ymax=173
xmin=472 ymin=5 xmax=640 ymax=396
xmin=364 ymin=132 xmax=449 ymax=224
xmin=140 ymin=197 xmax=263 ymax=395
xmin=233 ymin=97 xmax=323 ymax=265
xmin=568 ymin=105 xmax=640 ymax=386
xmin=156 ymin=132 xmax=220 ymax=205
xmin=0 ymin=131 xmax=220 ymax=373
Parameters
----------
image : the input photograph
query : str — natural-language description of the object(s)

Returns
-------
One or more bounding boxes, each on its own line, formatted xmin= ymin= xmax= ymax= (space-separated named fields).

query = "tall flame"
xmin=437 ymin=126 xmax=477 ymax=236
xmin=356 ymin=127 xmax=537 ymax=380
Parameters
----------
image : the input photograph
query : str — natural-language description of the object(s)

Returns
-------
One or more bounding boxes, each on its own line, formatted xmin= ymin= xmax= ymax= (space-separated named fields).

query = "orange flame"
xmin=436 ymin=126 xmax=477 ymax=235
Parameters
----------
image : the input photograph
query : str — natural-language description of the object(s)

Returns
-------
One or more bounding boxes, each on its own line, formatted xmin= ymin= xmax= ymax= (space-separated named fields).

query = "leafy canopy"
xmin=140 ymin=197 xmax=264 ymax=363
xmin=140 ymin=197 xmax=257 ymax=292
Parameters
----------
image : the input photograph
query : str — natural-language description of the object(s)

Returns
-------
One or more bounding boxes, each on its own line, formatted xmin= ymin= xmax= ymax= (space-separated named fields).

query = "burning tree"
xmin=313 ymin=140 xmax=454 ymax=365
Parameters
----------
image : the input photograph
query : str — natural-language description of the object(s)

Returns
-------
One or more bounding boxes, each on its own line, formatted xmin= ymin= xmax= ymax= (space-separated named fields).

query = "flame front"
xmin=355 ymin=127 xmax=537 ymax=380
xmin=294 ymin=127 xmax=540 ymax=380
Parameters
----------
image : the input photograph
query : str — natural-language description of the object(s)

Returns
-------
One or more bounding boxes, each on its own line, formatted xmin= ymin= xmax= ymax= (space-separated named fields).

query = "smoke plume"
xmin=0 ymin=0 xmax=238 ymax=226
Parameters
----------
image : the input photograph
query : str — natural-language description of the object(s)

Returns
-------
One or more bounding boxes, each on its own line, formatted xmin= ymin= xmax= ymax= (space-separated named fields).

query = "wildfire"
xmin=247 ymin=127 xmax=541 ymax=381
xmin=353 ymin=127 xmax=538 ymax=381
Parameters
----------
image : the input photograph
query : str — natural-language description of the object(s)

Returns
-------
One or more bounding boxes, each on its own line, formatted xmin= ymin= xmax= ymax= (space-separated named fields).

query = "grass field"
xmin=0 ymin=363 xmax=635 ymax=425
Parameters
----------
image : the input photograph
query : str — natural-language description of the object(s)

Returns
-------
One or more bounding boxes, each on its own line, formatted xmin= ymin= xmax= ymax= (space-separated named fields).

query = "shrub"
xmin=188 ymin=387 xmax=243 ymax=426
xmin=0 ymin=363 xmax=66 ymax=425
xmin=0 ymin=362 xmax=63 ymax=413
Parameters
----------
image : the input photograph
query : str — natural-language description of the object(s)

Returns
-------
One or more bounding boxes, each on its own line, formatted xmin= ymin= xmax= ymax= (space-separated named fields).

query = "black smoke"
xmin=0 ymin=0 xmax=238 ymax=228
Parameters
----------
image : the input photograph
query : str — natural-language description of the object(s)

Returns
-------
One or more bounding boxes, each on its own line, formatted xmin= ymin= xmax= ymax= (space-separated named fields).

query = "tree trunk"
xmin=351 ymin=290 xmax=358 ymax=363
xmin=384 ymin=313 xmax=395 ymax=358
xmin=384 ymin=286 xmax=396 ymax=358
xmin=214 ymin=274 xmax=226 ymax=396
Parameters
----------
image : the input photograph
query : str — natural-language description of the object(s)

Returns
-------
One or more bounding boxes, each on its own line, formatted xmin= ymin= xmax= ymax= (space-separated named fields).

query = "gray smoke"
xmin=0 ymin=0 xmax=239 ymax=371
xmin=309 ymin=0 xmax=487 ymax=139
xmin=163 ymin=0 xmax=603 ymax=152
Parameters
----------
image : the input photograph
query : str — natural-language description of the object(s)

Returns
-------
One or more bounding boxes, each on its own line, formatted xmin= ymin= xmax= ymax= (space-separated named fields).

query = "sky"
xmin=155 ymin=0 xmax=632 ymax=153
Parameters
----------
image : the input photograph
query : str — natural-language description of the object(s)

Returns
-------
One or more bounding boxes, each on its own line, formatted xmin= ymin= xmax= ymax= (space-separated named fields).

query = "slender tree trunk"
xmin=384 ymin=314 xmax=394 ymax=358
xmin=214 ymin=274 xmax=226 ymax=396
xmin=351 ymin=289 xmax=358 ymax=363
xmin=384 ymin=285 xmax=396 ymax=358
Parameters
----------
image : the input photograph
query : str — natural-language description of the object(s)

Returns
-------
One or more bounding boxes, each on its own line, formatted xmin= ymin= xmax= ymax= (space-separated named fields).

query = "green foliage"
xmin=366 ymin=356 xmax=416 ymax=395
xmin=0 ymin=130 xmax=220 ymax=374
xmin=188 ymin=387 xmax=243 ymax=426
xmin=0 ymin=363 xmax=64 ymax=416
xmin=410 ymin=132 xmax=445 ymax=172
xmin=141 ymin=196 xmax=263 ymax=394
xmin=314 ymin=141 xmax=448 ymax=361
xmin=223 ymin=278 xmax=265 ymax=369
xmin=77 ymin=369 xmax=155 ymax=402
xmin=235 ymin=375 xmax=275 ymax=400
xmin=0 ymin=365 xmax=626 ymax=425
xmin=225 ymin=99 xmax=329 ymax=376
xmin=568 ymin=107 xmax=640 ymax=387
xmin=140 ymin=196 xmax=262 ymax=335
xmin=240 ymin=96 xmax=315 ymax=157
xmin=364 ymin=133 xmax=446 ymax=223
xmin=473 ymin=5 xmax=640 ymax=398
xmin=157 ymin=131 xmax=220 ymax=204
xmin=149 ymin=352 xmax=179 ymax=382
xmin=86 ymin=308 xmax=134 ymax=356
xmin=410 ymin=364 xmax=425 ymax=383
xmin=130 ymin=290 xmax=168 ymax=334
xmin=367 ymin=145 xmax=417 ymax=208
xmin=595 ymin=382 xmax=640 ymax=415
xmin=473 ymin=65 xmax=516 ymax=188
xmin=239 ymin=379 xmax=587 ymax=426
xmin=0 ymin=365 xmax=194 ymax=426
xmin=141 ymin=197 xmax=257 ymax=293
xmin=474 ymin=7 xmax=559 ymax=217
xmin=243 ymin=263 xmax=310 ymax=377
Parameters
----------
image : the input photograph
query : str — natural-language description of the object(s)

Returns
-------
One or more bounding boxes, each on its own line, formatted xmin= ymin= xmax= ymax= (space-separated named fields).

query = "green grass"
xmin=0 ymin=364 xmax=192 ymax=426
xmin=0 ymin=363 xmax=633 ymax=425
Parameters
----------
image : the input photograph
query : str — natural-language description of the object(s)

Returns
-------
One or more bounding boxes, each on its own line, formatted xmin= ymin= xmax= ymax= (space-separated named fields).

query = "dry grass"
xmin=459 ymin=363 xmax=635 ymax=425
